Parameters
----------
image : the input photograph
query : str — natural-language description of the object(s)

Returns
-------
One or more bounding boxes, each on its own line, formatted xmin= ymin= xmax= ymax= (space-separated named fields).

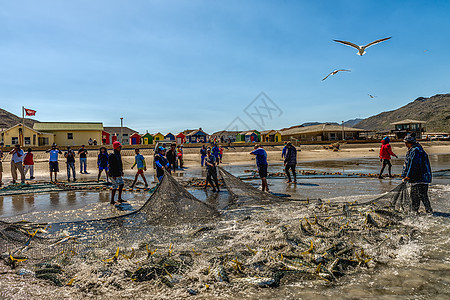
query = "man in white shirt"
xmin=9 ymin=144 xmax=25 ymax=184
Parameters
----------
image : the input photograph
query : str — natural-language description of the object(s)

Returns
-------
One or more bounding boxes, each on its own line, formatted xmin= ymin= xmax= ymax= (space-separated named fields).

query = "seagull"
xmin=322 ymin=69 xmax=351 ymax=81
xmin=368 ymin=94 xmax=377 ymax=98
xmin=333 ymin=37 xmax=392 ymax=56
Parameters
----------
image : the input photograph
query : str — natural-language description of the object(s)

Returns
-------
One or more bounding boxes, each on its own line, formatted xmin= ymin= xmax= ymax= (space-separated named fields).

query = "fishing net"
xmin=0 ymin=168 xmax=425 ymax=298
xmin=218 ymin=166 xmax=285 ymax=204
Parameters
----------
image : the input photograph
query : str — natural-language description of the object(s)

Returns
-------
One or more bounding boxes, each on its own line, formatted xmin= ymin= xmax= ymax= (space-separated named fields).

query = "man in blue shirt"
xmin=250 ymin=144 xmax=269 ymax=192
xmin=402 ymin=134 xmax=433 ymax=214
xmin=200 ymin=145 xmax=207 ymax=167
xmin=211 ymin=144 xmax=220 ymax=165
xmin=130 ymin=148 xmax=148 ymax=188
xmin=46 ymin=143 xmax=62 ymax=182
xmin=204 ymin=148 xmax=220 ymax=192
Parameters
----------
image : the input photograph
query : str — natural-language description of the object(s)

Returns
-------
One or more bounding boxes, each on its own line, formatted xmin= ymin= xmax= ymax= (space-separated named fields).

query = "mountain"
xmin=0 ymin=108 xmax=39 ymax=129
xmin=356 ymin=94 xmax=450 ymax=132
xmin=343 ymin=118 xmax=363 ymax=127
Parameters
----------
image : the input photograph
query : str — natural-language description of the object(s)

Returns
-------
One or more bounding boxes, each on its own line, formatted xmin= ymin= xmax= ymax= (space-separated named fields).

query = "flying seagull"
xmin=322 ymin=69 xmax=351 ymax=81
xmin=333 ymin=37 xmax=392 ymax=56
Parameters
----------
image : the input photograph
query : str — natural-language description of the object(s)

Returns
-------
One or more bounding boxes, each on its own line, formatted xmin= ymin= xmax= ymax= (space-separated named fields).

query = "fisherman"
xmin=166 ymin=143 xmax=177 ymax=172
xmin=9 ymin=144 xmax=26 ymax=184
xmin=284 ymin=142 xmax=297 ymax=183
xmin=154 ymin=146 xmax=170 ymax=182
xmin=23 ymin=148 xmax=35 ymax=180
xmin=78 ymin=144 xmax=88 ymax=174
xmin=97 ymin=146 xmax=109 ymax=182
xmin=211 ymin=143 xmax=220 ymax=165
xmin=378 ymin=137 xmax=398 ymax=179
xmin=204 ymin=148 xmax=220 ymax=192
xmin=46 ymin=143 xmax=62 ymax=183
xmin=130 ymin=148 xmax=148 ymax=188
xmin=250 ymin=144 xmax=269 ymax=192
xmin=200 ymin=145 xmax=207 ymax=167
xmin=0 ymin=142 xmax=3 ymax=187
xmin=281 ymin=141 xmax=287 ymax=159
xmin=401 ymin=133 xmax=433 ymax=214
xmin=64 ymin=146 xmax=77 ymax=182
xmin=108 ymin=141 xmax=125 ymax=204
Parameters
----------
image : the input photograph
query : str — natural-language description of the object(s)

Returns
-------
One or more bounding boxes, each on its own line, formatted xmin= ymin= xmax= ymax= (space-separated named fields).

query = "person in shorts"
xmin=46 ymin=143 xmax=62 ymax=182
xmin=97 ymin=147 xmax=109 ymax=182
xmin=23 ymin=148 xmax=35 ymax=180
xmin=250 ymin=144 xmax=269 ymax=192
xmin=108 ymin=141 xmax=125 ymax=204
xmin=130 ymin=148 xmax=148 ymax=188
xmin=64 ymin=146 xmax=77 ymax=182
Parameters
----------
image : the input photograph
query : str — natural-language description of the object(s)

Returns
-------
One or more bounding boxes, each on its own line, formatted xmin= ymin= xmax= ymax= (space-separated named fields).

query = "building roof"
xmin=260 ymin=130 xmax=280 ymax=135
xmin=176 ymin=132 xmax=186 ymax=137
xmin=4 ymin=123 xmax=44 ymax=135
xmin=391 ymin=119 xmax=427 ymax=125
xmin=165 ymin=132 xmax=175 ymax=137
xmin=103 ymin=126 xmax=137 ymax=135
xmin=281 ymin=123 xmax=367 ymax=136
xmin=34 ymin=122 xmax=104 ymax=131
xmin=240 ymin=130 xmax=259 ymax=135
xmin=186 ymin=129 xmax=208 ymax=136
xmin=153 ymin=132 xmax=164 ymax=137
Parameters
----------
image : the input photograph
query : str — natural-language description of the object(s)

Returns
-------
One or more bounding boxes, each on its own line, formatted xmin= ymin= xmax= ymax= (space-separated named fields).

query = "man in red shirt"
xmin=379 ymin=137 xmax=398 ymax=179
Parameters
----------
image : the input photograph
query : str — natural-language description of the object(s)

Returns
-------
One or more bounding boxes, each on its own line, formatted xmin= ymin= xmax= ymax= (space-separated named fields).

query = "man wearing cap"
xmin=9 ymin=144 xmax=26 ymax=184
xmin=402 ymin=133 xmax=433 ymax=214
xmin=154 ymin=146 xmax=170 ymax=182
xmin=204 ymin=148 xmax=220 ymax=192
xmin=108 ymin=141 xmax=125 ymax=204
xmin=378 ymin=137 xmax=398 ymax=179
xmin=46 ymin=144 xmax=62 ymax=182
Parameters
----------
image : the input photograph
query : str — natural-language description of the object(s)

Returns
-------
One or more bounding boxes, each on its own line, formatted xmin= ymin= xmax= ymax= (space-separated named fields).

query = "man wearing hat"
xmin=402 ymin=133 xmax=433 ymax=214
xmin=154 ymin=146 xmax=170 ymax=182
xmin=108 ymin=141 xmax=125 ymax=204
xmin=9 ymin=144 xmax=26 ymax=184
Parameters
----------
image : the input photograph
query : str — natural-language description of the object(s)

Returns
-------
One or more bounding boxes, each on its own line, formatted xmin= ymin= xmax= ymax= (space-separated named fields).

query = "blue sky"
xmin=1 ymin=0 xmax=449 ymax=134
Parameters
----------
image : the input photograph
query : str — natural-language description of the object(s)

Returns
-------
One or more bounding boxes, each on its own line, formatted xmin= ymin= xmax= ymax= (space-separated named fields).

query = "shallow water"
xmin=0 ymin=154 xmax=449 ymax=299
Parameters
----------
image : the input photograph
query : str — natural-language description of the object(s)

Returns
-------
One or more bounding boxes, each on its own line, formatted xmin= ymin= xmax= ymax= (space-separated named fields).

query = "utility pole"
xmin=120 ymin=117 xmax=124 ymax=145
xmin=342 ymin=121 xmax=345 ymax=141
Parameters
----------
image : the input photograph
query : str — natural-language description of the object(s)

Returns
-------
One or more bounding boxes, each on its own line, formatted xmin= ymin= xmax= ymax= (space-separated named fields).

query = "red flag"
xmin=24 ymin=108 xmax=36 ymax=116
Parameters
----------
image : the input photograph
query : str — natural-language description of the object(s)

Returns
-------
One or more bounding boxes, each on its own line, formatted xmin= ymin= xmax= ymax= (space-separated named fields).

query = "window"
xmin=67 ymin=133 xmax=73 ymax=140
xmin=33 ymin=134 xmax=36 ymax=145
xmin=123 ymin=133 xmax=129 ymax=137
xmin=24 ymin=137 xmax=31 ymax=145
xmin=12 ymin=137 xmax=18 ymax=145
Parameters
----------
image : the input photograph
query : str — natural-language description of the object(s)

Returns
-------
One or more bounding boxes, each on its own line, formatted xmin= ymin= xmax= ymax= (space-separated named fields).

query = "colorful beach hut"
xmin=130 ymin=133 xmax=141 ymax=145
xmin=186 ymin=128 xmax=208 ymax=143
xmin=153 ymin=132 xmax=165 ymax=142
xmin=261 ymin=130 xmax=282 ymax=142
xmin=176 ymin=132 xmax=186 ymax=144
xmin=142 ymin=133 xmax=153 ymax=144
xmin=101 ymin=130 xmax=110 ymax=145
xmin=165 ymin=132 xmax=175 ymax=141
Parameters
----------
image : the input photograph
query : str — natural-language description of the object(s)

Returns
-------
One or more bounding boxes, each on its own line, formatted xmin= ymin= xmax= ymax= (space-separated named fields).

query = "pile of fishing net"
xmin=0 ymin=168 xmax=419 ymax=297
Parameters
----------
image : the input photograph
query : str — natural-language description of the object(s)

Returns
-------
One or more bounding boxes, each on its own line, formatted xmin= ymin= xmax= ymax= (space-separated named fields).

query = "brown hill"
xmin=0 ymin=108 xmax=38 ymax=129
xmin=356 ymin=94 xmax=450 ymax=132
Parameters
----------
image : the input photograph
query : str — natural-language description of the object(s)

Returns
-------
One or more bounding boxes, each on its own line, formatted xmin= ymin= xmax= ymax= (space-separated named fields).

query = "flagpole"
xmin=22 ymin=106 xmax=25 ymax=147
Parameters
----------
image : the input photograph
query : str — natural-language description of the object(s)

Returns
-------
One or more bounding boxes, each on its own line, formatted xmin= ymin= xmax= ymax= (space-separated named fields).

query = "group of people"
xmin=0 ymin=133 xmax=434 ymax=214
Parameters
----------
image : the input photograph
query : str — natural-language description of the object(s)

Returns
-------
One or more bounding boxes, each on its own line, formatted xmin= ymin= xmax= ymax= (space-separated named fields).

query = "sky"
xmin=1 ymin=0 xmax=449 ymax=134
